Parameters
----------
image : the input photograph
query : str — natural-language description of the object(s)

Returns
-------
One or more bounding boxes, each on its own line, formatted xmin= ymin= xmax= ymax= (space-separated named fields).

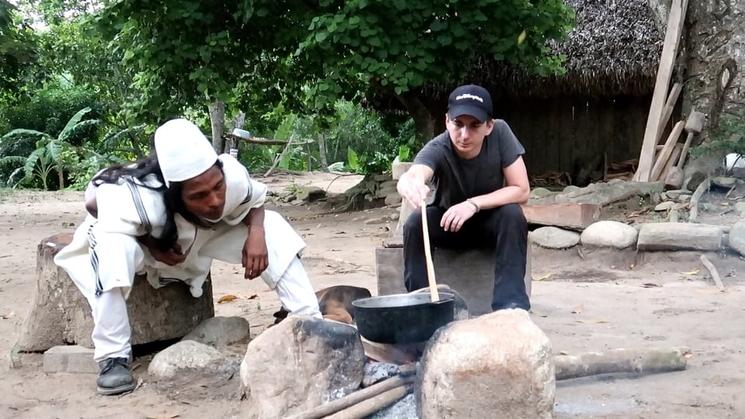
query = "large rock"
xmin=182 ymin=316 xmax=250 ymax=348
xmin=240 ymin=316 xmax=365 ymax=419
xmin=296 ymin=185 xmax=326 ymax=202
xmin=418 ymin=309 xmax=554 ymax=419
xmin=580 ymin=221 xmax=638 ymax=249
xmin=391 ymin=160 xmax=414 ymax=180
xmin=530 ymin=226 xmax=580 ymax=249
xmin=376 ymin=180 xmax=399 ymax=199
xmin=148 ymin=340 xmax=229 ymax=379
xmin=637 ymin=223 xmax=723 ymax=251
xmin=15 ymin=233 xmax=214 ymax=352
xmin=728 ymin=221 xmax=745 ymax=256
xmin=384 ymin=192 xmax=402 ymax=206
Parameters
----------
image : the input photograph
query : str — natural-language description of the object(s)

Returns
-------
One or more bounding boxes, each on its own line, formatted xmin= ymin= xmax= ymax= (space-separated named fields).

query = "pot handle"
xmin=421 ymin=200 xmax=440 ymax=302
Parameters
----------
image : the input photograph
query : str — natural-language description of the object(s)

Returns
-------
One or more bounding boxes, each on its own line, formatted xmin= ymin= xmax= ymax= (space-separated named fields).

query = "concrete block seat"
xmin=376 ymin=243 xmax=532 ymax=316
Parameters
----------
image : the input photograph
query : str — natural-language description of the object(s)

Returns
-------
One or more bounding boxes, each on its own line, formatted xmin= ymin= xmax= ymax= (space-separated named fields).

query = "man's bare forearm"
xmin=469 ymin=185 xmax=530 ymax=210
xmin=243 ymin=206 xmax=265 ymax=228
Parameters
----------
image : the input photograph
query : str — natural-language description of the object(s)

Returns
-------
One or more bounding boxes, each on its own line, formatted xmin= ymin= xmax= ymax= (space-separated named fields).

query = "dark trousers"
xmin=403 ymin=203 xmax=530 ymax=311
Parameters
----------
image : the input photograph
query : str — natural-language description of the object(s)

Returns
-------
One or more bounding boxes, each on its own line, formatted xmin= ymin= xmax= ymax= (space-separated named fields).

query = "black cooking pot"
xmin=352 ymin=293 xmax=455 ymax=344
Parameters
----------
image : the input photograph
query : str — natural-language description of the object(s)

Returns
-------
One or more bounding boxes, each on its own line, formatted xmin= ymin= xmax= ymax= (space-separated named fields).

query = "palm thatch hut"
xmin=398 ymin=0 xmax=666 ymax=185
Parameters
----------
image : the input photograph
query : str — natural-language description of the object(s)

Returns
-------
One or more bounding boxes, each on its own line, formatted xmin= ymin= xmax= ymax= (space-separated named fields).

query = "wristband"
xmin=466 ymin=198 xmax=480 ymax=213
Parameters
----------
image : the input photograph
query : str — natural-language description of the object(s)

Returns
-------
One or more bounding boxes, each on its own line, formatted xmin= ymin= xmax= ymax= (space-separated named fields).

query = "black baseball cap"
xmin=447 ymin=84 xmax=493 ymax=123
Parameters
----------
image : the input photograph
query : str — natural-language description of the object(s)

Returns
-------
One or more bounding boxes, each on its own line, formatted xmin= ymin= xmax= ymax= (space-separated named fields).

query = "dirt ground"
xmin=1 ymin=173 xmax=744 ymax=418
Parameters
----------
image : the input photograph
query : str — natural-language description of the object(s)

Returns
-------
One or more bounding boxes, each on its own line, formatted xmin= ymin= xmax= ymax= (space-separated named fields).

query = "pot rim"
xmin=352 ymin=292 xmax=455 ymax=310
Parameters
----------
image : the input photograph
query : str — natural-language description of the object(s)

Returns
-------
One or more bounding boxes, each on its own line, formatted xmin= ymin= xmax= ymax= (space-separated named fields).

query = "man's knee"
xmin=403 ymin=211 xmax=422 ymax=238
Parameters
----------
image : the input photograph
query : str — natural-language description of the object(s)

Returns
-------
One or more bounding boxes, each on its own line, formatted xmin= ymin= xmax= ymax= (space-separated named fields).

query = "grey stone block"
xmin=16 ymin=233 xmax=215 ymax=352
xmin=376 ymin=244 xmax=532 ymax=316
xmin=637 ymin=223 xmax=723 ymax=251
xmin=43 ymin=345 xmax=98 ymax=374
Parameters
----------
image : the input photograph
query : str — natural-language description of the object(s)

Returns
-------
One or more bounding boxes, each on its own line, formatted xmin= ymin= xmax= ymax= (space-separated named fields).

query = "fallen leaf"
xmin=535 ymin=272 xmax=553 ymax=281
xmin=642 ymin=283 xmax=661 ymax=288
xmin=682 ymin=269 xmax=700 ymax=276
xmin=218 ymin=294 xmax=239 ymax=304
xmin=247 ymin=294 xmax=258 ymax=300
xmin=0 ymin=311 xmax=14 ymax=319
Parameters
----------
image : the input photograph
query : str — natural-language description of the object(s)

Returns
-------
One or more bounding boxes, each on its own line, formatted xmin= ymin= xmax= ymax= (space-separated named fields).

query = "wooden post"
xmin=650 ymin=120 xmax=685 ymax=181
xmin=634 ymin=0 xmax=689 ymax=181
xmin=655 ymin=82 xmax=683 ymax=147
xmin=659 ymin=144 xmax=682 ymax=182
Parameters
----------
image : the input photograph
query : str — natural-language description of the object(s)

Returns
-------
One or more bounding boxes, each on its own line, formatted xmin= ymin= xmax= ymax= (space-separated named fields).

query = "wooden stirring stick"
xmin=420 ymin=201 xmax=440 ymax=302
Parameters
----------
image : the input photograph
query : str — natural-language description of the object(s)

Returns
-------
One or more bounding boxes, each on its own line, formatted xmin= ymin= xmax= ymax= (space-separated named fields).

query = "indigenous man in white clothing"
xmin=55 ymin=119 xmax=321 ymax=395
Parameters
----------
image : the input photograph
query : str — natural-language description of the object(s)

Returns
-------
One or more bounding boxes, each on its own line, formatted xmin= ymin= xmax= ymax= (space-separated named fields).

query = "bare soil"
xmin=1 ymin=173 xmax=744 ymax=418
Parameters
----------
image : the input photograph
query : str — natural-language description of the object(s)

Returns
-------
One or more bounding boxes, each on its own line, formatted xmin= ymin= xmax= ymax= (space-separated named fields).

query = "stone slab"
xmin=43 ymin=345 xmax=98 ymax=374
xmin=521 ymin=203 xmax=600 ymax=230
xmin=637 ymin=223 xmax=723 ymax=251
xmin=376 ymin=244 xmax=532 ymax=316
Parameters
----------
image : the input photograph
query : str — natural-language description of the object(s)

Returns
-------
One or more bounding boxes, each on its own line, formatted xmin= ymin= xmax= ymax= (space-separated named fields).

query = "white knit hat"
xmin=154 ymin=119 xmax=218 ymax=187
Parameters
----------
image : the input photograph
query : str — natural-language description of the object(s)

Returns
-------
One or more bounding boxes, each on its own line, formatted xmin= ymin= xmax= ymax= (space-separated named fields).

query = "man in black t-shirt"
xmin=396 ymin=84 xmax=530 ymax=311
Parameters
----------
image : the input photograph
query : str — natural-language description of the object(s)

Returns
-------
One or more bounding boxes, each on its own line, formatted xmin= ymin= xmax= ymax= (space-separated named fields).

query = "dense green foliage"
xmin=298 ymin=0 xmax=573 ymax=101
xmin=0 ymin=1 xmax=38 ymax=98
xmin=1 ymin=0 xmax=574 ymax=188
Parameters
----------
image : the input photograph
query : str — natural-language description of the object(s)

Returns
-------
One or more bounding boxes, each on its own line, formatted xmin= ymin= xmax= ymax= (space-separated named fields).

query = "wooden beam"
xmin=521 ymin=203 xmax=600 ymax=230
xmin=225 ymin=133 xmax=313 ymax=146
xmin=650 ymin=120 xmax=685 ymax=182
xmin=655 ymin=82 xmax=683 ymax=146
xmin=658 ymin=144 xmax=682 ymax=183
xmin=634 ymin=0 xmax=689 ymax=182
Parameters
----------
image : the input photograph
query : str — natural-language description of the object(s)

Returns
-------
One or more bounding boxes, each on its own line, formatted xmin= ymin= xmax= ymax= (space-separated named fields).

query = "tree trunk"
xmin=671 ymin=0 xmax=745 ymax=180
xmin=682 ymin=0 xmax=744 ymax=136
xmin=317 ymin=133 xmax=329 ymax=171
xmin=208 ymin=100 xmax=226 ymax=153
xmin=57 ymin=167 xmax=64 ymax=190
xmin=395 ymin=92 xmax=435 ymax=143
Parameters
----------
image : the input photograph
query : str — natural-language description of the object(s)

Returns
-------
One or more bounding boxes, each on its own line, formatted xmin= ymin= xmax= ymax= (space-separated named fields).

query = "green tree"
xmin=96 ymin=0 xmax=315 ymax=152
xmin=296 ymin=0 xmax=574 ymax=140
xmin=0 ymin=0 xmax=38 ymax=99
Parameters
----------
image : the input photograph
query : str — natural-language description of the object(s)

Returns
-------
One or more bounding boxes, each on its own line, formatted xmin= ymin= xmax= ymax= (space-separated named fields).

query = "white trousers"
xmin=87 ymin=256 xmax=320 ymax=362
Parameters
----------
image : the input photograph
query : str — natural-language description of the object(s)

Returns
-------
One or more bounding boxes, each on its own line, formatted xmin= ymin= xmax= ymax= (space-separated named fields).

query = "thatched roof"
xmin=424 ymin=0 xmax=664 ymax=100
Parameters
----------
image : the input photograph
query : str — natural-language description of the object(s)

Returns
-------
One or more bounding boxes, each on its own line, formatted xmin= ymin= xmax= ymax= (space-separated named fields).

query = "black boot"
xmin=96 ymin=357 xmax=135 ymax=395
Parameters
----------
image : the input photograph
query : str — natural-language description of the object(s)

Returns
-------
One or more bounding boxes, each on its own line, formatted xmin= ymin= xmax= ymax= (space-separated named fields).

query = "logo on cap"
xmin=455 ymin=94 xmax=484 ymax=103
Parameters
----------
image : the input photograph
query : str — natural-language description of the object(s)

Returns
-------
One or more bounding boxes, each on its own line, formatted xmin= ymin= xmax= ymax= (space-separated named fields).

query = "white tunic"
xmin=54 ymin=154 xmax=306 ymax=300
